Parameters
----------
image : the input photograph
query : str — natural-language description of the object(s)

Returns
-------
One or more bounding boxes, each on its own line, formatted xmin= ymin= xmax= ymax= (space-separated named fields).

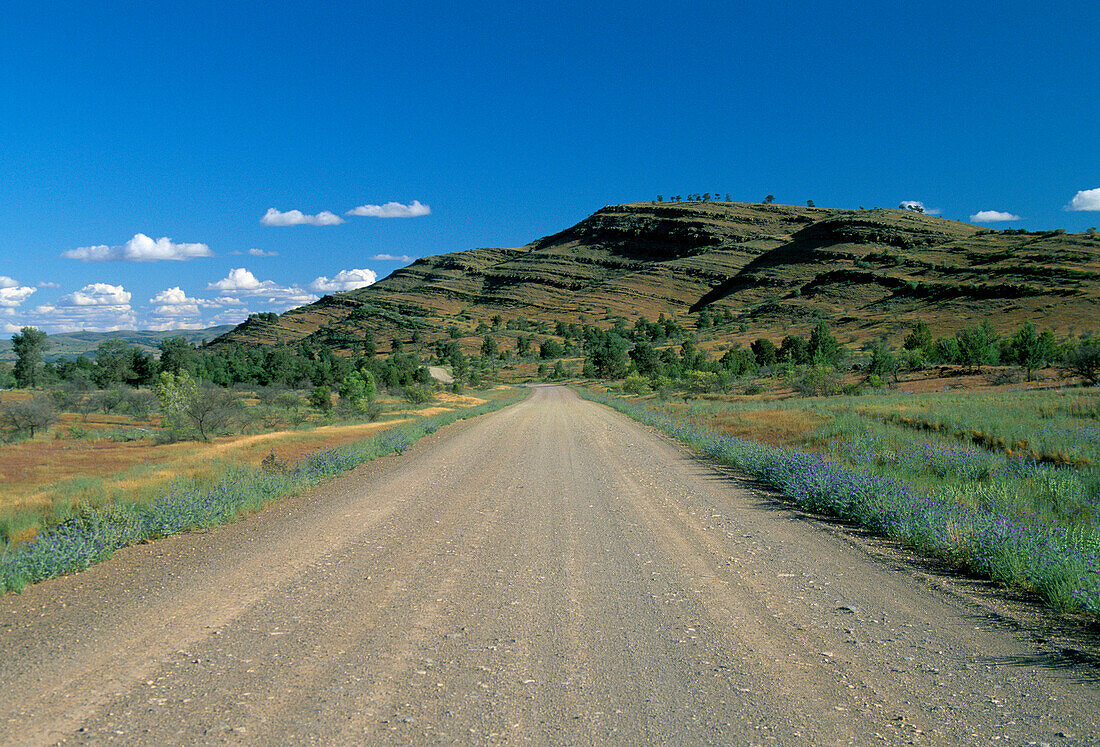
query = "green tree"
xmin=778 ymin=335 xmax=810 ymax=365
xmin=539 ymin=339 xmax=564 ymax=359
xmin=1064 ymin=337 xmax=1100 ymax=385
xmin=680 ymin=339 xmax=706 ymax=370
xmin=309 ymin=385 xmax=334 ymax=412
xmin=867 ymin=342 xmax=897 ymax=379
xmin=158 ymin=336 xmax=196 ymax=375
xmin=93 ymin=339 xmax=138 ymax=388
xmin=1008 ymin=321 xmax=1055 ymax=381
xmin=339 ymin=370 xmax=377 ymax=414
xmin=903 ymin=321 xmax=933 ymax=352
xmin=750 ymin=338 xmax=778 ymax=366
xmin=763 ymin=194 xmax=775 ymax=204
xmin=587 ymin=331 xmax=631 ymax=378
xmin=155 ymin=370 xmax=199 ymax=441
xmin=808 ymin=321 xmax=842 ymax=365
xmin=480 ymin=335 xmax=498 ymax=357
xmin=629 ymin=341 xmax=661 ymax=377
xmin=955 ymin=321 xmax=999 ymax=371
xmin=11 ymin=327 xmax=48 ymax=388
xmin=362 ymin=330 xmax=377 ymax=357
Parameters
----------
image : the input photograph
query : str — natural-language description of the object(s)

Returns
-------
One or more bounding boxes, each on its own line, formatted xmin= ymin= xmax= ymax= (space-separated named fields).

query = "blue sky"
xmin=1 ymin=0 xmax=1097 ymax=333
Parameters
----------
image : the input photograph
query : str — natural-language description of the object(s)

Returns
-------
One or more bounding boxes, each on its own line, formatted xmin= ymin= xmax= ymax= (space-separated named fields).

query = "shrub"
xmin=741 ymin=377 xmax=767 ymax=395
xmin=788 ymin=364 xmax=843 ymax=396
xmin=186 ymin=384 xmax=242 ymax=440
xmin=0 ymin=396 xmax=58 ymax=441
xmin=123 ymin=388 xmax=158 ymax=420
xmin=402 ymin=384 xmax=435 ymax=404
xmin=308 ymin=385 xmax=333 ymax=412
xmin=686 ymin=370 xmax=719 ymax=394
xmin=622 ymin=374 xmax=651 ymax=395
xmin=1064 ymin=338 xmax=1100 ymax=385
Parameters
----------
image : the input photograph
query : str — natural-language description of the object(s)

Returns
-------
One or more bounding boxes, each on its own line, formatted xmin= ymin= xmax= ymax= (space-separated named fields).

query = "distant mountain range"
xmin=205 ymin=201 xmax=1100 ymax=356
xmin=0 ymin=326 xmax=234 ymax=362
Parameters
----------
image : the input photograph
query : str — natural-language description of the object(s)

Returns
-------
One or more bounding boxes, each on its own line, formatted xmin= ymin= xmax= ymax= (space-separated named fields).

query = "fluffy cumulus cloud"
xmin=66 ymin=283 xmax=131 ymax=306
xmin=308 ymin=268 xmax=378 ymax=293
xmin=30 ymin=283 xmax=137 ymax=331
xmin=209 ymin=268 xmax=263 ymax=292
xmin=150 ymin=287 xmax=203 ymax=317
xmin=970 ymin=210 xmax=1021 ymax=222
xmin=0 ymin=277 xmax=36 ymax=308
xmin=346 ymin=200 xmax=430 ymax=218
xmin=261 ymin=208 xmax=344 ymax=226
xmin=208 ymin=268 xmax=318 ymax=309
xmin=62 ymin=233 xmax=212 ymax=262
xmin=1066 ymin=188 xmax=1100 ymax=211
xmin=371 ymin=253 xmax=416 ymax=263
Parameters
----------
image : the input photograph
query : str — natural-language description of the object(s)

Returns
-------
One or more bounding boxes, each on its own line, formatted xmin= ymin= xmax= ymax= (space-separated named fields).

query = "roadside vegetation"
xmin=4 ymin=306 xmax=1099 ymax=609
xmin=566 ymin=316 xmax=1099 ymax=617
xmin=0 ymin=385 xmax=524 ymax=593
xmin=0 ymin=328 xmax=526 ymax=590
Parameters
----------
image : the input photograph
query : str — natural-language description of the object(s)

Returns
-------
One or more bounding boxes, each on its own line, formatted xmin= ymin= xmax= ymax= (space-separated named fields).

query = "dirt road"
xmin=1 ymin=385 xmax=1097 ymax=744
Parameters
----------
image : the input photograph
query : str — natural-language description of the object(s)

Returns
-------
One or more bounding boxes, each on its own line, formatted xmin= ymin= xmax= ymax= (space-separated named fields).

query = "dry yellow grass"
xmin=702 ymin=409 xmax=826 ymax=448
xmin=0 ymin=389 xmax=498 ymax=545
xmin=1 ymin=419 xmax=400 ymax=518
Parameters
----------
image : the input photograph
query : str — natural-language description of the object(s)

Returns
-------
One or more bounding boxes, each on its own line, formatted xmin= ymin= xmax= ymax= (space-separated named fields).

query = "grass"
xmin=580 ymin=385 xmax=1100 ymax=616
xmin=654 ymin=388 xmax=1100 ymax=529
xmin=0 ymin=387 xmax=528 ymax=592
xmin=0 ymin=389 xmax=486 ymax=539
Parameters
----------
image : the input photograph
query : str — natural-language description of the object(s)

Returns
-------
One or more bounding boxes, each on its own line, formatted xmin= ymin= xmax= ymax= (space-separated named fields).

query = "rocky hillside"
xmin=209 ymin=201 xmax=1100 ymax=354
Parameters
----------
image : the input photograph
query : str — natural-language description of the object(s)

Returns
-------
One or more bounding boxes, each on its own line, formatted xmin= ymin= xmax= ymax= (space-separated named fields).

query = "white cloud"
xmin=308 ymin=268 xmax=378 ymax=293
xmin=261 ymin=208 xmax=344 ymax=226
xmin=209 ymin=268 xmax=263 ymax=291
xmin=371 ymin=253 xmax=416 ymax=263
xmin=1066 ymin=188 xmax=1100 ymax=211
xmin=0 ymin=277 xmax=35 ymax=308
xmin=150 ymin=287 xmax=190 ymax=305
xmin=150 ymin=286 xmax=205 ymax=317
xmin=37 ymin=281 xmax=61 ymax=288
xmin=248 ymin=248 xmax=279 ymax=257
xmin=62 ymin=233 xmax=213 ymax=262
xmin=145 ymin=320 xmax=210 ymax=331
xmin=346 ymin=200 xmax=431 ymax=218
xmin=970 ymin=210 xmax=1021 ymax=222
xmin=66 ymin=283 xmax=131 ymax=306
xmin=29 ymin=283 xmax=137 ymax=331
xmin=898 ymin=200 xmax=942 ymax=216
xmin=208 ymin=268 xmax=319 ymax=309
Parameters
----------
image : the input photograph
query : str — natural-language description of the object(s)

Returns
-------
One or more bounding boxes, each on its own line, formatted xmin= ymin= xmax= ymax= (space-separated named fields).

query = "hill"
xmin=0 ymin=326 xmax=234 ymax=363
xmin=208 ymin=201 xmax=1100 ymax=355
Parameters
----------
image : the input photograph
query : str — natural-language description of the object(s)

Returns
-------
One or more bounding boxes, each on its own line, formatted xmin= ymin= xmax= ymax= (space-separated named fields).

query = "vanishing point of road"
xmin=1 ymin=385 xmax=1097 ymax=745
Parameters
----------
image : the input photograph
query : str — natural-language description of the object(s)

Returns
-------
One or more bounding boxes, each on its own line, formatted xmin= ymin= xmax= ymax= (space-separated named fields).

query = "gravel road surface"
xmin=1 ymin=385 xmax=1097 ymax=745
